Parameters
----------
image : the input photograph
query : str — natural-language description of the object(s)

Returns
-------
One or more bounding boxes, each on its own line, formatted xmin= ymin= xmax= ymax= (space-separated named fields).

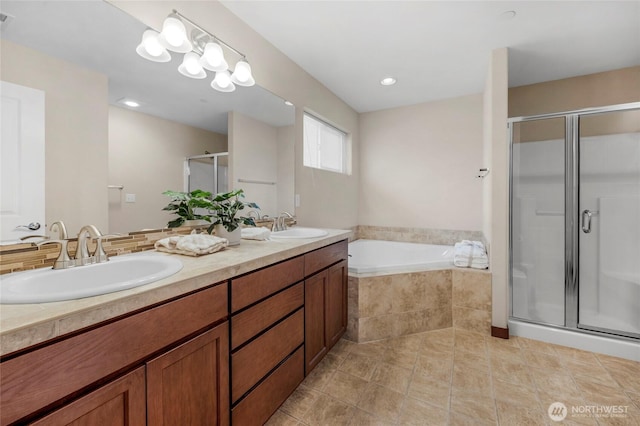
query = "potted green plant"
xmin=209 ymin=189 xmax=259 ymax=245
xmin=162 ymin=189 xmax=215 ymax=228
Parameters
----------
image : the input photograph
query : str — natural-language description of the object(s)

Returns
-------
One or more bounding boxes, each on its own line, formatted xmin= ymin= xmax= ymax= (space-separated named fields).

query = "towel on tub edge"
xmin=154 ymin=234 xmax=228 ymax=256
xmin=454 ymin=240 xmax=489 ymax=269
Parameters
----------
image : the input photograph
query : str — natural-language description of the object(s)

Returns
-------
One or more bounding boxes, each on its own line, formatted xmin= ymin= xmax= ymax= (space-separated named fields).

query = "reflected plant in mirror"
xmin=209 ymin=189 xmax=259 ymax=233
xmin=162 ymin=190 xmax=215 ymax=228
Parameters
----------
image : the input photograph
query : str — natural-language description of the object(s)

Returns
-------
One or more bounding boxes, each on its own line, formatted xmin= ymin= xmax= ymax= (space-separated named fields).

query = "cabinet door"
xmin=304 ymin=270 xmax=328 ymax=374
xmin=326 ymin=260 xmax=348 ymax=348
xmin=31 ymin=367 xmax=145 ymax=426
xmin=147 ymin=323 xmax=230 ymax=426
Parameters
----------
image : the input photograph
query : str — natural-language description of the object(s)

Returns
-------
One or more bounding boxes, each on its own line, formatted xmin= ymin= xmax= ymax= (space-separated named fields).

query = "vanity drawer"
xmin=231 ymin=256 xmax=304 ymax=312
xmin=231 ymin=283 xmax=303 ymax=350
xmin=231 ymin=308 xmax=304 ymax=402
xmin=0 ymin=282 xmax=228 ymax=425
xmin=304 ymin=239 xmax=348 ymax=277
xmin=232 ymin=347 xmax=304 ymax=426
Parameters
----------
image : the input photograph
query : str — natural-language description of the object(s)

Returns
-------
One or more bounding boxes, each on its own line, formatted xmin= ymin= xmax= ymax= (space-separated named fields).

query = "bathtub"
xmin=348 ymin=239 xmax=454 ymax=276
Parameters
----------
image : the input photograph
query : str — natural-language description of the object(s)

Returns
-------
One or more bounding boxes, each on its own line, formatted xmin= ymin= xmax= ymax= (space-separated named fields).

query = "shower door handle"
xmin=581 ymin=210 xmax=593 ymax=233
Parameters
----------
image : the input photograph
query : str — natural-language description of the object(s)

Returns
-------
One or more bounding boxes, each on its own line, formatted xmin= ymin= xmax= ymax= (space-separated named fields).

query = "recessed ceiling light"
xmin=117 ymin=98 xmax=141 ymax=108
xmin=380 ymin=77 xmax=396 ymax=86
xmin=284 ymin=100 xmax=293 ymax=106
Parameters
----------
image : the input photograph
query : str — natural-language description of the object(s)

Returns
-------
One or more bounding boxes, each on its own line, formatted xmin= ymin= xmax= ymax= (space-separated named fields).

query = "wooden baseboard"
xmin=491 ymin=326 xmax=509 ymax=339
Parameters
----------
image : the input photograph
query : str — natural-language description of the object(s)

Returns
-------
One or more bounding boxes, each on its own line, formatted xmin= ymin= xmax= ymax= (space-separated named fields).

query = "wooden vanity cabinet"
xmin=0 ymin=283 xmax=229 ymax=426
xmin=30 ymin=367 xmax=147 ymax=426
xmin=1 ymin=237 xmax=349 ymax=426
xmin=147 ymin=323 xmax=229 ymax=426
xmin=229 ymin=257 xmax=305 ymax=426
xmin=304 ymin=240 xmax=348 ymax=374
xmin=305 ymin=257 xmax=348 ymax=374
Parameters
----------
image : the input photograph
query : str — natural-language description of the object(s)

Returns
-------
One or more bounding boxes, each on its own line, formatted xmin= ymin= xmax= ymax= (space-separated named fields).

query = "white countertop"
xmin=0 ymin=229 xmax=352 ymax=356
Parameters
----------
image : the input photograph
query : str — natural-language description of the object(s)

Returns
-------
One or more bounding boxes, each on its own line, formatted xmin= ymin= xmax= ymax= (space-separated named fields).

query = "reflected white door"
xmin=0 ymin=81 xmax=45 ymax=241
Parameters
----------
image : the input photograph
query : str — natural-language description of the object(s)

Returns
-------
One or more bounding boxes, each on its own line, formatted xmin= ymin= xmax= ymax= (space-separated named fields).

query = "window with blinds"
xmin=303 ymin=113 xmax=349 ymax=174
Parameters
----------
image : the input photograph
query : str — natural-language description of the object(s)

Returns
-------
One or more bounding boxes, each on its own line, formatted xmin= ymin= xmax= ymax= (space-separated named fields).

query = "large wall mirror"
xmin=0 ymin=0 xmax=294 ymax=240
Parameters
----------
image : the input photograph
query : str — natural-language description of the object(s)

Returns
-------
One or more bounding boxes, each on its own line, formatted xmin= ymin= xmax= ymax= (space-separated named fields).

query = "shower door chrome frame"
xmin=508 ymin=101 xmax=640 ymax=341
xmin=185 ymin=152 xmax=229 ymax=195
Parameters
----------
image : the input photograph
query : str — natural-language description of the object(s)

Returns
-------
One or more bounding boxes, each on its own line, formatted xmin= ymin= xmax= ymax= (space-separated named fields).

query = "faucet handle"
xmin=93 ymin=234 xmax=120 ymax=263
xmin=37 ymin=239 xmax=74 ymax=269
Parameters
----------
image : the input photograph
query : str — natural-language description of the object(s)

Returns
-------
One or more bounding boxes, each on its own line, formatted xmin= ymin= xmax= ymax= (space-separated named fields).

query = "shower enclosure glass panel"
xmin=578 ymin=109 xmax=640 ymax=337
xmin=186 ymin=153 xmax=228 ymax=195
xmin=511 ymin=117 xmax=566 ymax=326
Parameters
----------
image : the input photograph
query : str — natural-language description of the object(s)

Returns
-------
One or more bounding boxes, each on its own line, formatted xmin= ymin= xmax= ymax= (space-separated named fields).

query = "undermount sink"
xmin=0 ymin=252 xmax=183 ymax=304
xmin=271 ymin=227 xmax=329 ymax=239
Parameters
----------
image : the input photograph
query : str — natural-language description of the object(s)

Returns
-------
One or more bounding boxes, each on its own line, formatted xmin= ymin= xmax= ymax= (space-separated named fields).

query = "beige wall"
xmin=358 ymin=94 xmax=484 ymax=231
xmin=108 ymin=106 xmax=226 ymax=233
xmin=483 ymin=48 xmax=509 ymax=330
xmin=277 ymin=125 xmax=296 ymax=214
xmin=1 ymin=39 xmax=109 ymax=236
xmin=228 ymin=111 xmax=278 ymax=217
xmin=109 ymin=0 xmax=360 ymax=230
xmin=509 ymin=66 xmax=640 ymax=118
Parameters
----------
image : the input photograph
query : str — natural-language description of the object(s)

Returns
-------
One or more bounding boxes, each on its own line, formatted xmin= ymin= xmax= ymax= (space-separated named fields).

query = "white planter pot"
xmin=182 ymin=219 xmax=209 ymax=227
xmin=214 ymin=224 xmax=241 ymax=246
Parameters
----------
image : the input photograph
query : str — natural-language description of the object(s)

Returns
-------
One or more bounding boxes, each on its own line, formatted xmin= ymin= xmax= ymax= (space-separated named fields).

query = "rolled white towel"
xmin=154 ymin=234 xmax=228 ymax=256
xmin=241 ymin=227 xmax=271 ymax=241
xmin=454 ymin=240 xmax=489 ymax=269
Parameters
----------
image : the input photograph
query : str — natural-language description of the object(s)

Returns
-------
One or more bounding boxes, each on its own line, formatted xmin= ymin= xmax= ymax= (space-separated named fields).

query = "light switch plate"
xmin=125 ymin=193 xmax=136 ymax=203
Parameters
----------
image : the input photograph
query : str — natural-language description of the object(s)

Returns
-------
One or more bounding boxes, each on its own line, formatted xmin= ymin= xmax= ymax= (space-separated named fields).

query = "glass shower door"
xmin=578 ymin=109 xmax=640 ymax=338
xmin=511 ymin=117 xmax=566 ymax=326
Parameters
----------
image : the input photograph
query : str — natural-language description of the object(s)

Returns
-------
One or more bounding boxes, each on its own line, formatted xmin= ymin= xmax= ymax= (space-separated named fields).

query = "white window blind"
xmin=303 ymin=113 xmax=348 ymax=174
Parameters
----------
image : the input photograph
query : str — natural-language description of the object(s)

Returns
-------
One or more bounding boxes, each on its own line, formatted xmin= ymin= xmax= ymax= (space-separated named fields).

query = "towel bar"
xmin=237 ymin=179 xmax=276 ymax=186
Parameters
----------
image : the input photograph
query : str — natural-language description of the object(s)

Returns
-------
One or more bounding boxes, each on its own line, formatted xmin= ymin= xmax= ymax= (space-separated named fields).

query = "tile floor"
xmin=266 ymin=328 xmax=640 ymax=426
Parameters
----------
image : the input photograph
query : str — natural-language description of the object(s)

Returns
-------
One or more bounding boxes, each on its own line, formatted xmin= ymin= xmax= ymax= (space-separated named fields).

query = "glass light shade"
xmin=178 ymin=52 xmax=206 ymax=79
xmin=136 ymin=29 xmax=171 ymax=62
xmin=230 ymin=60 xmax=255 ymax=87
xmin=158 ymin=15 xmax=192 ymax=53
xmin=199 ymin=42 xmax=228 ymax=72
xmin=211 ymin=70 xmax=236 ymax=92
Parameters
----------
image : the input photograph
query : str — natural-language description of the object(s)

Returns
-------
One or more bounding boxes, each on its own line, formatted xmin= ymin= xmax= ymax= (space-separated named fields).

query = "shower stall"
xmin=185 ymin=153 xmax=229 ymax=195
xmin=509 ymin=102 xmax=640 ymax=354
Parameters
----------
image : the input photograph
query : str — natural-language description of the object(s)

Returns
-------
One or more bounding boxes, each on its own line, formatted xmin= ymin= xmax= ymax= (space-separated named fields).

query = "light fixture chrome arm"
xmin=172 ymin=10 xmax=247 ymax=59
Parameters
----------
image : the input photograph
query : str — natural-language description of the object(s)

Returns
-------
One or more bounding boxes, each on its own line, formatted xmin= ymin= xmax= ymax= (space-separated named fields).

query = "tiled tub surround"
xmin=0 ymin=229 xmax=352 ymax=356
xmin=354 ymin=225 xmax=485 ymax=246
xmin=347 ymin=269 xmax=492 ymax=342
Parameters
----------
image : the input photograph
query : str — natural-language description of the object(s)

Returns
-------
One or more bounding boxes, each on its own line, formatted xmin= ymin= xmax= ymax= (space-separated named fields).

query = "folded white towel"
xmin=154 ymin=234 xmax=228 ymax=257
xmin=453 ymin=240 xmax=489 ymax=269
xmin=241 ymin=227 xmax=271 ymax=241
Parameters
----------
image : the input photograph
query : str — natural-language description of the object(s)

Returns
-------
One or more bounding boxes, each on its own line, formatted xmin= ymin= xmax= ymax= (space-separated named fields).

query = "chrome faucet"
xmin=75 ymin=225 xmax=103 ymax=266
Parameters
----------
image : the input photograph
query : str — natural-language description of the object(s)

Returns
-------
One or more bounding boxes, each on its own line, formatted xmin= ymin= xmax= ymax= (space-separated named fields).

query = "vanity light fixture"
xmin=136 ymin=10 xmax=255 ymax=93
xmin=211 ymin=70 xmax=236 ymax=92
xmin=284 ymin=100 xmax=294 ymax=106
xmin=136 ymin=29 xmax=171 ymax=62
xmin=178 ymin=52 xmax=206 ymax=79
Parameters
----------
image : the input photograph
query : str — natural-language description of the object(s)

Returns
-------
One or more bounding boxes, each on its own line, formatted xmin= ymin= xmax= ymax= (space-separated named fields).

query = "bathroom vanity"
xmin=0 ymin=231 xmax=350 ymax=425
